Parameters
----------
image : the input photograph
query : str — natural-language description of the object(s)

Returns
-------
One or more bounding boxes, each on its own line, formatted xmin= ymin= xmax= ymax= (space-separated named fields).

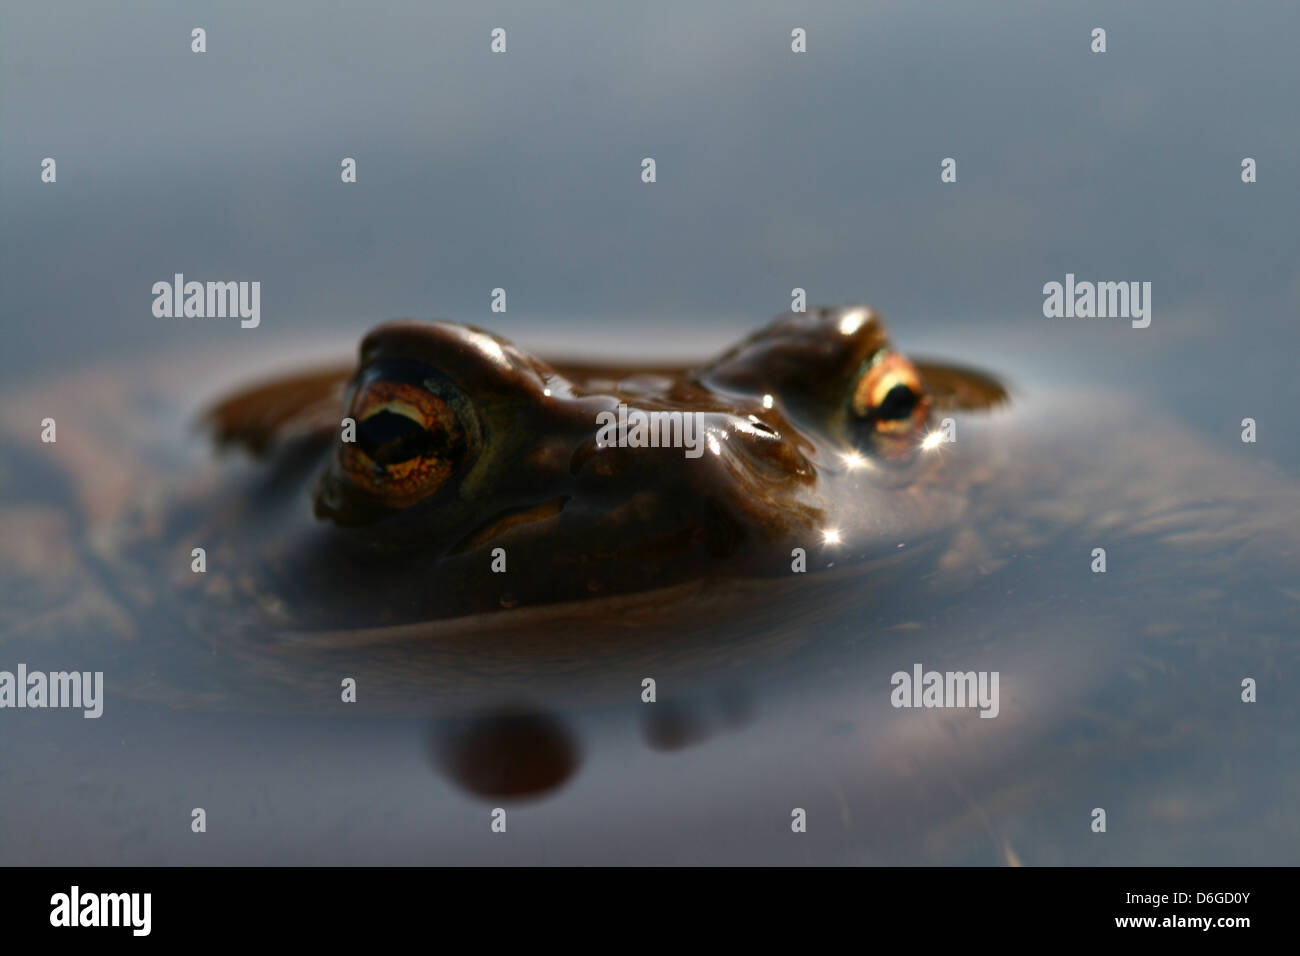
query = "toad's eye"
xmin=851 ymin=351 xmax=930 ymax=443
xmin=338 ymin=362 xmax=472 ymax=507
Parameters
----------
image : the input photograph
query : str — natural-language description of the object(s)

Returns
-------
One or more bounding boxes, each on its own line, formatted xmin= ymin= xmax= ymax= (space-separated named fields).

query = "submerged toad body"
xmin=195 ymin=305 xmax=1005 ymax=630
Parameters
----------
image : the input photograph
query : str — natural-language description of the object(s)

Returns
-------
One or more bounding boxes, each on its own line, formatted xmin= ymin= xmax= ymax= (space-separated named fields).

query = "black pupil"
xmin=875 ymin=383 xmax=919 ymax=421
xmin=357 ymin=410 xmax=442 ymax=465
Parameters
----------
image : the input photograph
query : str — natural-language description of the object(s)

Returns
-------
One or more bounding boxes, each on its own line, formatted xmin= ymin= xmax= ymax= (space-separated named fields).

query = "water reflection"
xmin=642 ymin=701 xmax=711 ymax=752
xmin=642 ymin=686 xmax=755 ymax=752
xmin=431 ymin=705 xmax=581 ymax=801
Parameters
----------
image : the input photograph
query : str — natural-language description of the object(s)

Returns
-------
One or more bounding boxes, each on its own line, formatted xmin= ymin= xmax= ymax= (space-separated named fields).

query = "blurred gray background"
xmin=3 ymin=0 xmax=1297 ymax=466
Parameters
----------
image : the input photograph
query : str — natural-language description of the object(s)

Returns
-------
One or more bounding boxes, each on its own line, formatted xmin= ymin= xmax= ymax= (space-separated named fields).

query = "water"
xmin=1 ymin=0 xmax=1297 ymax=864
xmin=2 ymin=339 xmax=1296 ymax=864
